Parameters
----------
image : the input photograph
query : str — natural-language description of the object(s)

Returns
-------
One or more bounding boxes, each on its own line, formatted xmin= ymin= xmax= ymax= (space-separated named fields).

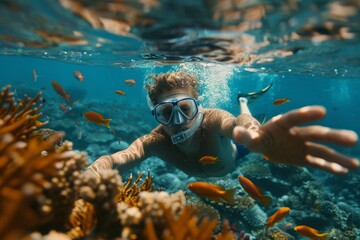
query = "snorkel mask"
xmin=149 ymin=96 xmax=203 ymax=144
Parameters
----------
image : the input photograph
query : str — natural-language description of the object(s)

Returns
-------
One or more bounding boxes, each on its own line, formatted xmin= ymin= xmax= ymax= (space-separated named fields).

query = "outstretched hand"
xmin=233 ymin=106 xmax=359 ymax=174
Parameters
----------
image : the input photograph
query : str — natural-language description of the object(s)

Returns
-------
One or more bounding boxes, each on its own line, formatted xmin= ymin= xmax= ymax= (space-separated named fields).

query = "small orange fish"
xmin=294 ymin=225 xmax=329 ymax=239
xmin=262 ymin=154 xmax=270 ymax=160
xmin=124 ymin=79 xmax=136 ymax=86
xmin=238 ymin=176 xmax=272 ymax=207
xmin=84 ymin=111 xmax=112 ymax=128
xmin=73 ymin=70 xmax=84 ymax=82
xmin=32 ymin=68 xmax=39 ymax=82
xmin=59 ymin=104 xmax=71 ymax=113
xmin=115 ymin=90 xmax=125 ymax=96
xmin=187 ymin=182 xmax=235 ymax=203
xmin=34 ymin=120 xmax=47 ymax=127
xmin=273 ymin=97 xmax=290 ymax=106
xmin=51 ymin=80 xmax=71 ymax=104
xmin=265 ymin=207 xmax=290 ymax=233
xmin=199 ymin=155 xmax=218 ymax=165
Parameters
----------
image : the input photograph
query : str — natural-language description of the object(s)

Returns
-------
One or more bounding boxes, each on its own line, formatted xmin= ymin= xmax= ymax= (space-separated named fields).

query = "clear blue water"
xmin=1 ymin=0 xmax=360 ymax=238
xmin=1 ymin=55 xmax=359 ymax=157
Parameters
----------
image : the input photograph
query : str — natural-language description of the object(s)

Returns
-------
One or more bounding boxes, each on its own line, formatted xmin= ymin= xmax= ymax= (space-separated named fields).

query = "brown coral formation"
xmin=144 ymin=203 xmax=218 ymax=240
xmin=66 ymin=170 xmax=239 ymax=240
xmin=0 ymin=85 xmax=44 ymax=139
xmin=0 ymin=85 xmax=88 ymax=239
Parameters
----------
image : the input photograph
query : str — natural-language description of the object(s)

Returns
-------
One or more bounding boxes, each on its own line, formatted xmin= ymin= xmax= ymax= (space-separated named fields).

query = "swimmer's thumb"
xmin=233 ymin=126 xmax=258 ymax=147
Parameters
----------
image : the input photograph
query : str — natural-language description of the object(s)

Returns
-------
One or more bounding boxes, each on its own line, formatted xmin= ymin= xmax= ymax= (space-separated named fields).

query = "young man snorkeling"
xmin=85 ymin=72 xmax=359 ymax=178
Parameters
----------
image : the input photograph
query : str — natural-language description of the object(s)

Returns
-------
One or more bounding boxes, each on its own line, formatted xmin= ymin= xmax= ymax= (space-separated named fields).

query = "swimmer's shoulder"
xmin=146 ymin=125 xmax=169 ymax=143
xmin=202 ymin=108 xmax=235 ymax=126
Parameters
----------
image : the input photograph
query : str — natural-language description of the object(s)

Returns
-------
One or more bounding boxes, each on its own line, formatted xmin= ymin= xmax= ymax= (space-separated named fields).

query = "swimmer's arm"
xmin=84 ymin=132 xmax=159 ymax=178
xmin=217 ymin=110 xmax=261 ymax=138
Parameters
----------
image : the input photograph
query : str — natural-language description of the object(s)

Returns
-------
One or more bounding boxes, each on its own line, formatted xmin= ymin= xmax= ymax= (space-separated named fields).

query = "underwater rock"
xmin=156 ymin=173 xmax=185 ymax=193
xmin=240 ymin=204 xmax=267 ymax=229
xmin=110 ymin=140 xmax=129 ymax=151
xmin=324 ymin=173 xmax=360 ymax=203
xmin=347 ymin=209 xmax=360 ymax=228
xmin=320 ymin=200 xmax=351 ymax=230
xmin=290 ymin=209 xmax=328 ymax=229
xmin=289 ymin=180 xmax=333 ymax=209
xmin=83 ymin=130 xmax=114 ymax=143
xmin=240 ymin=160 xmax=272 ymax=180
xmin=268 ymin=162 xmax=314 ymax=185
xmin=85 ymin=143 xmax=109 ymax=161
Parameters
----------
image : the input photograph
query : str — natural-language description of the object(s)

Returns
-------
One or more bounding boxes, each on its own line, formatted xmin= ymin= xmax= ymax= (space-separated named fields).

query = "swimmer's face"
xmin=156 ymin=88 xmax=199 ymax=137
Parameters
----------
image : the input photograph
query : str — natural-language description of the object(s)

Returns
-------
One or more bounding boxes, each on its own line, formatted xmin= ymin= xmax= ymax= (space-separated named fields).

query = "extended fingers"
xmin=273 ymin=106 xmax=326 ymax=129
xmin=305 ymin=155 xmax=349 ymax=174
xmin=291 ymin=126 xmax=358 ymax=146
xmin=305 ymin=142 xmax=359 ymax=170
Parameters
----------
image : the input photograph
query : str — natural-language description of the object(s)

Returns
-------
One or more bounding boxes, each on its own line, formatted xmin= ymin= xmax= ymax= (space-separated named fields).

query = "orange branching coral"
xmin=116 ymin=169 xmax=154 ymax=206
xmin=215 ymin=219 xmax=237 ymax=240
xmin=67 ymin=199 xmax=96 ymax=239
xmin=0 ymin=85 xmax=45 ymax=140
xmin=140 ymin=169 xmax=154 ymax=192
xmin=144 ymin=203 xmax=218 ymax=240
xmin=0 ymin=85 xmax=89 ymax=240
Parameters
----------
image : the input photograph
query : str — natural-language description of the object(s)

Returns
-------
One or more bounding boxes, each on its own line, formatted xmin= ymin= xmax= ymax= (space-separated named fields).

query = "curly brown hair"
xmin=145 ymin=72 xmax=200 ymax=106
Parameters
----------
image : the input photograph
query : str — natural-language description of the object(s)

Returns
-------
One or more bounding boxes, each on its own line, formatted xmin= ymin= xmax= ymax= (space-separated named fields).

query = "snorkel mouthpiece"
xmin=171 ymin=111 xmax=203 ymax=144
